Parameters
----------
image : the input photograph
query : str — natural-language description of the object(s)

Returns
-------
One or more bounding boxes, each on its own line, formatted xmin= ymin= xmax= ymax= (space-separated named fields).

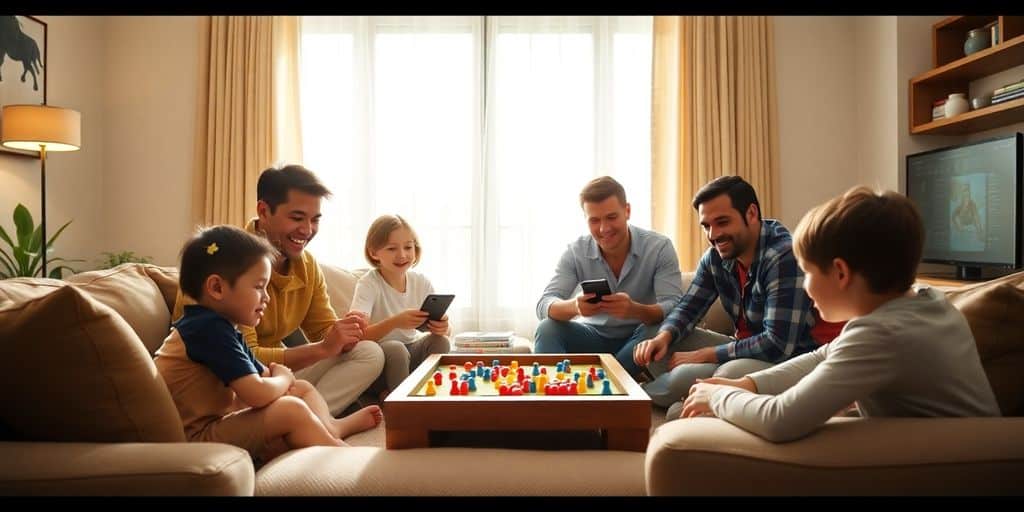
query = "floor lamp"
xmin=1 ymin=105 xmax=81 ymax=278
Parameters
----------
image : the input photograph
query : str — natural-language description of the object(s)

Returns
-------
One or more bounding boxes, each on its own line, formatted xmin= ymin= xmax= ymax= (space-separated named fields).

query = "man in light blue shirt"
xmin=535 ymin=176 xmax=684 ymax=377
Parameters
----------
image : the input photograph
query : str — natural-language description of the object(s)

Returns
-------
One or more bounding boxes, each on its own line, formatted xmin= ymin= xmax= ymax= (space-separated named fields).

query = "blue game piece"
xmin=596 ymin=368 xmax=606 ymax=380
xmin=586 ymin=374 xmax=594 ymax=388
xmin=563 ymin=359 xmax=571 ymax=371
xmin=556 ymin=362 xmax=564 ymax=373
xmin=532 ymin=362 xmax=540 ymax=376
xmin=492 ymin=359 xmax=500 ymax=367
xmin=601 ymin=380 xmax=612 ymax=395
xmin=529 ymin=381 xmax=536 ymax=393
xmin=468 ymin=369 xmax=476 ymax=378
xmin=468 ymin=378 xmax=477 ymax=392
xmin=460 ymin=373 xmax=470 ymax=381
xmin=483 ymin=368 xmax=491 ymax=380
xmin=573 ymin=372 xmax=580 ymax=382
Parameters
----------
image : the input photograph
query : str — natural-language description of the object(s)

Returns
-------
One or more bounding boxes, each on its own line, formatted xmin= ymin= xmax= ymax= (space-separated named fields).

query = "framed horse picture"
xmin=0 ymin=15 xmax=47 ymax=157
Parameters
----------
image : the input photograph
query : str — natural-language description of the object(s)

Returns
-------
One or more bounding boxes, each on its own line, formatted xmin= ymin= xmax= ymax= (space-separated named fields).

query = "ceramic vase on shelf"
xmin=945 ymin=93 xmax=969 ymax=118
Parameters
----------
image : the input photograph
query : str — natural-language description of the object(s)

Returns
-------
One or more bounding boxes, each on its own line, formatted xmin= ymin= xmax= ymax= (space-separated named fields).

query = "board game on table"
xmin=383 ymin=353 xmax=651 ymax=451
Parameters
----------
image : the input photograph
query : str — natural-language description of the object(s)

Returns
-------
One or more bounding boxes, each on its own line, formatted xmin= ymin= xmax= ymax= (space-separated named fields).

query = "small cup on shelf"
xmin=970 ymin=94 xmax=992 ymax=110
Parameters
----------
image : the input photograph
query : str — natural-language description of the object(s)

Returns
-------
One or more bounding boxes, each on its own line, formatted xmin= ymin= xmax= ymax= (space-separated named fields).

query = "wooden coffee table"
xmin=383 ymin=353 xmax=651 ymax=451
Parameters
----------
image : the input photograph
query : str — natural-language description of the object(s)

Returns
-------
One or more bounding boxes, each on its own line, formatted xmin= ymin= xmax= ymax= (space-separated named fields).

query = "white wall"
xmin=773 ymin=17 xmax=861 ymax=229
xmin=102 ymin=16 xmax=201 ymax=266
xmin=853 ymin=16 xmax=899 ymax=192
xmin=0 ymin=16 xmax=107 ymax=275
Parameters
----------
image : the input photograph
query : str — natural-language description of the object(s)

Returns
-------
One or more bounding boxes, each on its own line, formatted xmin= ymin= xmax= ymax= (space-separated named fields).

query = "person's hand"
xmin=667 ymin=347 xmax=718 ymax=369
xmin=634 ymin=331 xmax=671 ymax=366
xmin=342 ymin=310 xmax=369 ymax=332
xmin=575 ymin=294 xmax=602 ymax=317
xmin=268 ymin=362 xmax=295 ymax=385
xmin=323 ymin=316 xmax=364 ymax=356
xmin=599 ymin=292 xmax=633 ymax=319
xmin=427 ymin=314 xmax=449 ymax=336
xmin=396 ymin=309 xmax=431 ymax=330
xmin=680 ymin=382 xmax=722 ymax=418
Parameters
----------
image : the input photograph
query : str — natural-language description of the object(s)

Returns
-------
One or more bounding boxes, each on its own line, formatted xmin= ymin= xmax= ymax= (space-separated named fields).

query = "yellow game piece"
xmin=577 ymin=377 xmax=587 ymax=394
xmin=425 ymin=380 xmax=436 ymax=396
xmin=538 ymin=374 xmax=548 ymax=389
xmin=510 ymin=360 xmax=519 ymax=370
xmin=506 ymin=372 xmax=516 ymax=384
xmin=556 ymin=372 xmax=564 ymax=381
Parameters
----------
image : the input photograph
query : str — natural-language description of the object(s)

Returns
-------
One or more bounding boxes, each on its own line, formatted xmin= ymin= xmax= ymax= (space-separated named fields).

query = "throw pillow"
xmin=944 ymin=271 xmax=1024 ymax=416
xmin=0 ymin=284 xmax=185 ymax=442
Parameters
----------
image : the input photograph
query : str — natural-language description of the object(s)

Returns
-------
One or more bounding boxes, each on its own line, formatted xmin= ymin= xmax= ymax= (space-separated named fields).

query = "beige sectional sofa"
xmin=1 ymin=263 xmax=1022 ymax=495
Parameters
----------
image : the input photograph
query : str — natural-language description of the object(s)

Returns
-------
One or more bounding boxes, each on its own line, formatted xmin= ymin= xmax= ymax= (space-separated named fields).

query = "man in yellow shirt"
xmin=174 ymin=165 xmax=385 ymax=417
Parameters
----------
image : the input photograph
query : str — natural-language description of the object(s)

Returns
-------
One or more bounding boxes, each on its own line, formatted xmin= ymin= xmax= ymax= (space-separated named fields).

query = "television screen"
xmin=906 ymin=133 xmax=1022 ymax=277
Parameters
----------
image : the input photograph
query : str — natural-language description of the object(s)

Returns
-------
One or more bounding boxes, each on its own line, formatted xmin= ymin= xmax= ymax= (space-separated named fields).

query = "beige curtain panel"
xmin=651 ymin=16 xmax=780 ymax=273
xmin=192 ymin=16 xmax=303 ymax=227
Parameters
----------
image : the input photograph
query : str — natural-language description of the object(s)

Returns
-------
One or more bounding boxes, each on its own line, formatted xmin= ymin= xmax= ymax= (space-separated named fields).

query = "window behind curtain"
xmin=299 ymin=16 xmax=652 ymax=338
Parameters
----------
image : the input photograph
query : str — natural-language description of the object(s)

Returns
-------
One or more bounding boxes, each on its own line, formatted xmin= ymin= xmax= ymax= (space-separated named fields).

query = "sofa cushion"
xmin=140 ymin=264 xmax=181 ymax=317
xmin=320 ymin=263 xmax=360 ymax=315
xmin=63 ymin=264 xmax=172 ymax=355
xmin=943 ymin=271 xmax=1024 ymax=416
xmin=0 ymin=283 xmax=185 ymax=442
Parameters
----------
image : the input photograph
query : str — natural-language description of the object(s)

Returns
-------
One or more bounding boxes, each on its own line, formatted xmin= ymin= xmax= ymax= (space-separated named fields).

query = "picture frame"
xmin=0 ymin=15 xmax=47 ymax=157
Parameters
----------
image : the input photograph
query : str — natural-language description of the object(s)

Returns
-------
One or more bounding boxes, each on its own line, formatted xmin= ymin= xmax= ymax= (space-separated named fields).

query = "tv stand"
xmin=955 ymin=265 xmax=984 ymax=281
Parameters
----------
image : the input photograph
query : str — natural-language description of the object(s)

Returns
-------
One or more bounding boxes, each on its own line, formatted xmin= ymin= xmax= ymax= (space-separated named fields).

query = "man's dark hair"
xmin=256 ymin=164 xmax=332 ymax=214
xmin=691 ymin=175 xmax=761 ymax=225
xmin=178 ymin=225 xmax=279 ymax=301
xmin=580 ymin=176 xmax=627 ymax=208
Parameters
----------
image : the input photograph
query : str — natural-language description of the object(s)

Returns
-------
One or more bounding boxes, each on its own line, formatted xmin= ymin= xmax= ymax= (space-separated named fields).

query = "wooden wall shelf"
xmin=909 ymin=16 xmax=1024 ymax=135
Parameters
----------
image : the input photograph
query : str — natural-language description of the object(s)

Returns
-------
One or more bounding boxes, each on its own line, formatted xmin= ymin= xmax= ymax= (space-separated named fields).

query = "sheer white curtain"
xmin=298 ymin=15 xmax=652 ymax=339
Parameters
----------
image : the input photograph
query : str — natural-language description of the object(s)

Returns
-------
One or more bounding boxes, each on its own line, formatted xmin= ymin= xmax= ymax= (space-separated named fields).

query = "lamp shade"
xmin=1 ymin=104 xmax=81 ymax=152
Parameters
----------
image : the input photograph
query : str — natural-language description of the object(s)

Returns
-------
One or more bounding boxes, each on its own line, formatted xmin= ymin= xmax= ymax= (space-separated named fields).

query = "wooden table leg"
xmin=605 ymin=428 xmax=649 ymax=452
xmin=386 ymin=428 xmax=430 ymax=449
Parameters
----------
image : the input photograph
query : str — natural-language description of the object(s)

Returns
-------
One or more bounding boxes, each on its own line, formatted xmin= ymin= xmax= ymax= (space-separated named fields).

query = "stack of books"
xmin=932 ymin=98 xmax=947 ymax=121
xmin=992 ymin=79 xmax=1024 ymax=105
xmin=452 ymin=331 xmax=514 ymax=353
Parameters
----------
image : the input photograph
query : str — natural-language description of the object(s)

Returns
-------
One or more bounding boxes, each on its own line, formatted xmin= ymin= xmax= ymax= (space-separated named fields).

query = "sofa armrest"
xmin=646 ymin=416 xmax=1024 ymax=495
xmin=0 ymin=442 xmax=254 ymax=496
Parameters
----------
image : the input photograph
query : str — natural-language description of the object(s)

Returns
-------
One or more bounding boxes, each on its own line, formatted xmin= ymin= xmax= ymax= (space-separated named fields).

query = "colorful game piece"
xmin=491 ymin=369 xmax=499 ymax=382
xmin=449 ymin=371 xmax=457 ymax=381
xmin=556 ymin=371 xmax=564 ymax=381
xmin=597 ymin=369 xmax=605 ymax=380
xmin=464 ymin=362 xmax=474 ymax=372
xmin=483 ymin=368 xmax=491 ymax=380
xmin=460 ymin=380 xmax=469 ymax=394
xmin=577 ymin=377 xmax=587 ymax=394
xmin=586 ymin=374 xmax=594 ymax=389
xmin=433 ymin=371 xmax=443 ymax=386
xmin=517 ymin=367 xmax=525 ymax=381
xmin=556 ymin=362 xmax=564 ymax=373
xmin=540 ymin=367 xmax=547 ymax=375
xmin=492 ymin=359 xmax=500 ymax=367
xmin=601 ymin=380 xmax=612 ymax=395
xmin=573 ymin=372 xmax=580 ymax=382
xmin=425 ymin=379 xmax=436 ymax=396
xmin=450 ymin=380 xmax=461 ymax=395
xmin=510 ymin=360 xmax=519 ymax=371
xmin=532 ymin=362 xmax=540 ymax=376
xmin=500 ymin=366 xmax=510 ymax=377
xmin=499 ymin=384 xmax=509 ymax=395
xmin=468 ymin=378 xmax=477 ymax=392
xmin=529 ymin=381 xmax=536 ymax=394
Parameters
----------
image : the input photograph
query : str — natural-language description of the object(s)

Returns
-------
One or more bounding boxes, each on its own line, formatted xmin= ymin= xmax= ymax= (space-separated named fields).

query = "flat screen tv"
xmin=905 ymin=133 xmax=1022 ymax=280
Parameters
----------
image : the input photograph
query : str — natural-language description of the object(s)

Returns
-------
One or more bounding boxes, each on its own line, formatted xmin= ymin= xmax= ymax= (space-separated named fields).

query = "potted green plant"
xmin=98 ymin=250 xmax=153 ymax=269
xmin=0 ymin=203 xmax=80 ymax=279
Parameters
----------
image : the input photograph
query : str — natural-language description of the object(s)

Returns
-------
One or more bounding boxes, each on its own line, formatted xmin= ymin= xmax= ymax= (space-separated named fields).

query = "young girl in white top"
xmin=349 ymin=215 xmax=451 ymax=399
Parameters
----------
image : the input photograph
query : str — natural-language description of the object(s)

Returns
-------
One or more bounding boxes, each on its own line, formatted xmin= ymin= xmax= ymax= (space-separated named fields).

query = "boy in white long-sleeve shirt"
xmin=679 ymin=186 xmax=1000 ymax=442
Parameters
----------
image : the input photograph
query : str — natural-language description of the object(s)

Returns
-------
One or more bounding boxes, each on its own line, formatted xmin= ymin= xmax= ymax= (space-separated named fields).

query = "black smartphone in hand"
xmin=418 ymin=294 xmax=455 ymax=331
xmin=580 ymin=279 xmax=612 ymax=304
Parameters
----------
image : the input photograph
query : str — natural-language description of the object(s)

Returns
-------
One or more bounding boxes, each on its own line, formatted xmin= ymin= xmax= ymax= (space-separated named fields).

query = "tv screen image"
xmin=906 ymin=133 xmax=1022 ymax=280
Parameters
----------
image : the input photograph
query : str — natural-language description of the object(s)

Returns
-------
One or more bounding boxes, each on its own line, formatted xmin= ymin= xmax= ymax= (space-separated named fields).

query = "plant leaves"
xmin=48 ymin=265 xmax=77 ymax=279
xmin=13 ymin=204 xmax=34 ymax=249
xmin=0 ymin=224 xmax=14 ymax=251
xmin=45 ymin=219 xmax=73 ymax=250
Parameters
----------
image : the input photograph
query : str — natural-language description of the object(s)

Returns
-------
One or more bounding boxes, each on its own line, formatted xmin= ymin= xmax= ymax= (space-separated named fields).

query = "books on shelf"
xmin=453 ymin=331 xmax=514 ymax=351
xmin=992 ymin=88 xmax=1024 ymax=105
xmin=994 ymin=79 xmax=1024 ymax=97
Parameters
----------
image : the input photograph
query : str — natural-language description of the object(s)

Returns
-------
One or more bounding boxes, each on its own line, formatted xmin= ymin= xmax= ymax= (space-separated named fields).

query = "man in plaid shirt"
xmin=634 ymin=176 xmax=843 ymax=417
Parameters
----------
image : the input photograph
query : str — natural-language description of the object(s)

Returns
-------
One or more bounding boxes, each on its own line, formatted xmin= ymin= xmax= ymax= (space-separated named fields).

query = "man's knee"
xmin=423 ymin=334 xmax=450 ymax=353
xmin=534 ymin=318 xmax=569 ymax=352
xmin=347 ymin=339 xmax=386 ymax=371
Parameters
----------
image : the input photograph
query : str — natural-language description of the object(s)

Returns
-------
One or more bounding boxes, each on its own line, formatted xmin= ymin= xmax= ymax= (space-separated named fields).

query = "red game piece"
xmin=499 ymin=384 xmax=509 ymax=395
xmin=450 ymin=380 xmax=460 ymax=395
xmin=433 ymin=371 xmax=443 ymax=386
xmin=510 ymin=385 xmax=523 ymax=396
xmin=500 ymin=367 xmax=510 ymax=377
xmin=540 ymin=367 xmax=547 ymax=375
xmin=449 ymin=371 xmax=457 ymax=381
xmin=460 ymin=380 xmax=469 ymax=394
xmin=464 ymin=362 xmax=473 ymax=372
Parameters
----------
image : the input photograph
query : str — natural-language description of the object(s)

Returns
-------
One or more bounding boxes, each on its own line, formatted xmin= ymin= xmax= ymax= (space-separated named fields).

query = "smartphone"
xmin=580 ymin=279 xmax=612 ymax=304
xmin=418 ymin=294 xmax=455 ymax=331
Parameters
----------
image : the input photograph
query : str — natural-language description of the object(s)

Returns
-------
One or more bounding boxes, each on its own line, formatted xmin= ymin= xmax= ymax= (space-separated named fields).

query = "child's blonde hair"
xmin=364 ymin=214 xmax=422 ymax=268
xmin=793 ymin=186 xmax=923 ymax=294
